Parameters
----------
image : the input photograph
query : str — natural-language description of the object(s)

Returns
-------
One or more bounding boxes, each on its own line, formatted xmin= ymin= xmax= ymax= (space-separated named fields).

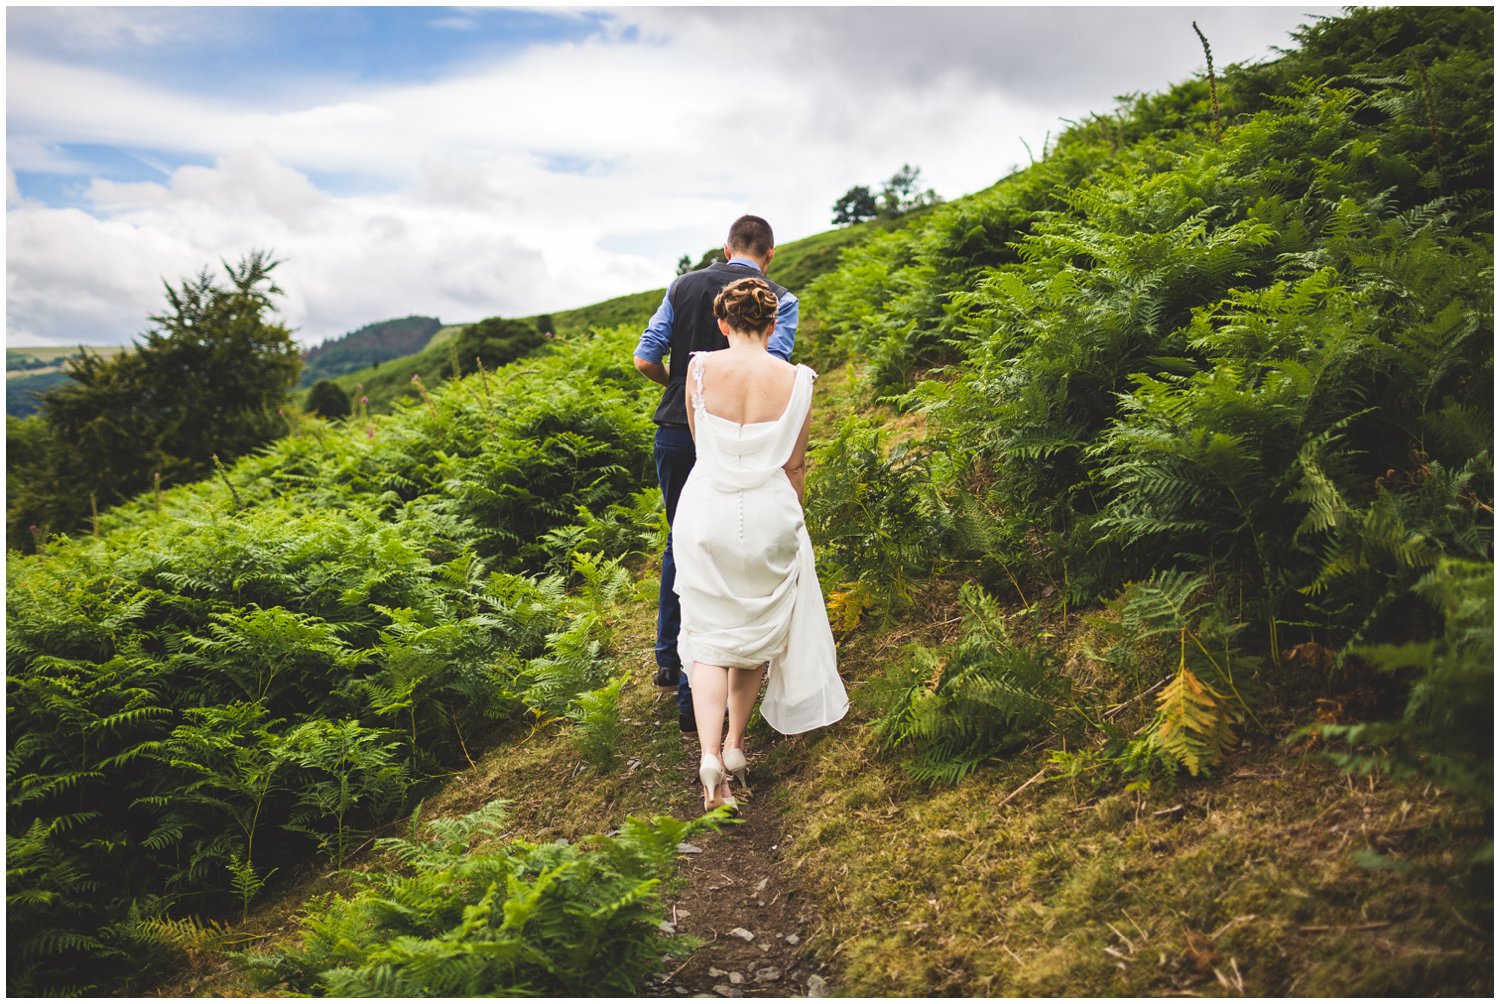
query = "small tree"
xmin=675 ymin=248 xmax=719 ymax=274
xmin=878 ymin=164 xmax=941 ymax=217
xmin=306 ymin=380 xmax=351 ymax=419
xmin=832 ymin=185 xmax=878 ymax=225
xmin=534 ymin=314 xmax=556 ymax=338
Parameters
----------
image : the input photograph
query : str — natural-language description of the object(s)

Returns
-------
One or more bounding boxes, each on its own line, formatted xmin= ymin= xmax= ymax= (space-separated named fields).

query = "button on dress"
xmin=673 ymin=355 xmax=849 ymax=735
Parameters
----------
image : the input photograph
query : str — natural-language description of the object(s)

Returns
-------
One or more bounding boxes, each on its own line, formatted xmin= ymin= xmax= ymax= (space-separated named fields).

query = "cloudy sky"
xmin=7 ymin=4 xmax=1340 ymax=349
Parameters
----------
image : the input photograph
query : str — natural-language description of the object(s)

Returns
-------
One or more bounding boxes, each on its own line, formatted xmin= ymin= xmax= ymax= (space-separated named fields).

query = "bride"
xmin=672 ymin=276 xmax=848 ymax=811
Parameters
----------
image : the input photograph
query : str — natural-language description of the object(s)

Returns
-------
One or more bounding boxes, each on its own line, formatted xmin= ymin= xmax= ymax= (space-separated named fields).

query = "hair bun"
xmin=713 ymin=276 xmax=778 ymax=334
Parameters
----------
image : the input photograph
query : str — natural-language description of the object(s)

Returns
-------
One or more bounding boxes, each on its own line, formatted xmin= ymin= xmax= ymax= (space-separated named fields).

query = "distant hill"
xmin=7 ymin=346 xmax=129 ymax=418
xmin=299 ymin=315 xmax=443 ymax=387
xmin=7 ymin=371 xmax=72 ymax=418
xmin=8 ymin=345 xmax=129 ymax=373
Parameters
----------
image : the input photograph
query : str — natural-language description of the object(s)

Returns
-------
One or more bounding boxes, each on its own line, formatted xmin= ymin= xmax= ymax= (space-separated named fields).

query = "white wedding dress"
xmin=673 ymin=354 xmax=848 ymax=735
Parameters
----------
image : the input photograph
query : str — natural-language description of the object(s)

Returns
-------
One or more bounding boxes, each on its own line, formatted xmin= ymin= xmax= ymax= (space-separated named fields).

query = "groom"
xmin=632 ymin=215 xmax=799 ymax=732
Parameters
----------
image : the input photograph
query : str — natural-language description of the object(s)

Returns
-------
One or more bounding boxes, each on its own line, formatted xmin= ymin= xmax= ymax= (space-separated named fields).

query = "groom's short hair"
xmin=726 ymin=215 xmax=775 ymax=258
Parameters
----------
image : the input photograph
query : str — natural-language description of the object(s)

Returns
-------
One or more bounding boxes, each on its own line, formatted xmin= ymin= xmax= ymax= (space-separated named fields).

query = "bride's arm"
xmin=783 ymin=408 xmax=812 ymax=504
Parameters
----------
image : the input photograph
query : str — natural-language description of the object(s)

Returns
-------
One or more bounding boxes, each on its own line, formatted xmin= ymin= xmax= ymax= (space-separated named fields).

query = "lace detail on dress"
xmin=689 ymin=352 xmax=707 ymax=415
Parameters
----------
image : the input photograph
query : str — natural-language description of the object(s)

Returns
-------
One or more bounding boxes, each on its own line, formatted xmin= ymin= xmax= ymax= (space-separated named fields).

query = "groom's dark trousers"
xmin=654 ymin=424 xmax=696 ymax=722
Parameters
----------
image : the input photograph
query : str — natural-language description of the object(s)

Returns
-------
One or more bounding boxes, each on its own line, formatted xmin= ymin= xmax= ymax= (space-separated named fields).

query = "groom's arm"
xmin=767 ymin=290 xmax=798 ymax=362
xmin=634 ymin=356 xmax=668 ymax=385
xmin=633 ymin=289 xmax=673 ymax=385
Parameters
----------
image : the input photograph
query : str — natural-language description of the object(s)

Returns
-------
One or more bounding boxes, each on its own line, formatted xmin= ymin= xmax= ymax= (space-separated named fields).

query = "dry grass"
xmin=773 ymin=605 xmax=1493 ymax=997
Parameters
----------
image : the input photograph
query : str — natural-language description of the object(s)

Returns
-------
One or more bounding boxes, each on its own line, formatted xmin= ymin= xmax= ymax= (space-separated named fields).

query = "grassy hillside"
xmin=157 ymin=562 xmax=1490 ymax=997
xmin=7 ymin=6 xmax=1491 ymax=997
xmin=150 ymin=343 xmax=1487 ymax=998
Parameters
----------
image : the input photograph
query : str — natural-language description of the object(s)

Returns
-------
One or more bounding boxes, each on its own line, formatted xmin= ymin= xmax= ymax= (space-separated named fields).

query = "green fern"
xmin=805 ymin=418 xmax=951 ymax=617
xmin=872 ymin=584 xmax=1071 ymax=785
xmin=1315 ymin=559 xmax=1492 ymax=809
xmin=1095 ymin=570 xmax=1256 ymax=776
xmin=283 ymin=718 xmax=409 ymax=865
xmin=242 ymin=802 xmax=722 ymax=997
xmin=566 ymin=671 xmax=629 ymax=771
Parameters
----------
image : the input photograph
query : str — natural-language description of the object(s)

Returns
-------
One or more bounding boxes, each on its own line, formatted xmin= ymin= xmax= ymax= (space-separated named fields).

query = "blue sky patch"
xmin=14 ymin=144 xmax=213 ymax=207
xmin=541 ymin=153 xmax=618 ymax=178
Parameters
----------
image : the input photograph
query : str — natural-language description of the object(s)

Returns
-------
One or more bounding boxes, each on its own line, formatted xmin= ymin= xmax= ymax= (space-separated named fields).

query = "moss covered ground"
xmin=773 ymin=611 xmax=1491 ymax=997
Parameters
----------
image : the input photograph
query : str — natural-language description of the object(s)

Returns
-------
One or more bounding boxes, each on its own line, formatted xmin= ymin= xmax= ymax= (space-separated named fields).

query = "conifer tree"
xmin=7 ymin=251 xmax=301 ymax=544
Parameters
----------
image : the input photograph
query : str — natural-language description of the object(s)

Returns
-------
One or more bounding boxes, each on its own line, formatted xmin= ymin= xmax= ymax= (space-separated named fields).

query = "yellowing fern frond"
xmin=1154 ymin=631 xmax=1237 ymax=776
xmin=130 ymin=915 xmax=227 ymax=964
xmin=827 ymin=580 xmax=876 ymax=634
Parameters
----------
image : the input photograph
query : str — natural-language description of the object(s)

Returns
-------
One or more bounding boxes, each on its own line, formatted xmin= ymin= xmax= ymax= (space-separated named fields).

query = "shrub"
xmin=305 ymin=379 xmax=352 ymax=418
xmin=7 ymin=251 xmax=302 ymax=543
xmin=452 ymin=316 xmax=546 ymax=376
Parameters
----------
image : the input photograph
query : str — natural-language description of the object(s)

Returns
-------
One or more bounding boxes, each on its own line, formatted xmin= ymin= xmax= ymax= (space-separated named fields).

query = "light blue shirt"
xmin=633 ymin=256 xmax=798 ymax=363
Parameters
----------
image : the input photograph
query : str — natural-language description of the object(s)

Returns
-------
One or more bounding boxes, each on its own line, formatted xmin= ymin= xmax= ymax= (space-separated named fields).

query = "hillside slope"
xmin=8 ymin=5 xmax=1490 ymax=998
xmin=159 ymin=588 xmax=1491 ymax=997
xmin=152 ymin=358 xmax=1489 ymax=999
xmin=7 ymin=370 xmax=72 ymax=418
xmin=7 ymin=346 xmax=129 ymax=418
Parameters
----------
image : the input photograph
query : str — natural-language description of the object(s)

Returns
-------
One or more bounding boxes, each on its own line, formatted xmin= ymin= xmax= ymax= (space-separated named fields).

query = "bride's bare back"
xmin=693 ymin=350 xmax=798 ymax=425
xmin=688 ymin=348 xmax=813 ymax=502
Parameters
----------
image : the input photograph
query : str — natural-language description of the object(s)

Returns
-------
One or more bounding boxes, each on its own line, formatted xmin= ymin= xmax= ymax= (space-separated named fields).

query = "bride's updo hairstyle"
xmin=713 ymin=276 xmax=778 ymax=336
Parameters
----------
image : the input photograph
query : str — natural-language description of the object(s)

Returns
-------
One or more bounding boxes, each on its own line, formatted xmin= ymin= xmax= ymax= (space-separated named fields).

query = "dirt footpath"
xmin=647 ymin=746 xmax=834 ymax=999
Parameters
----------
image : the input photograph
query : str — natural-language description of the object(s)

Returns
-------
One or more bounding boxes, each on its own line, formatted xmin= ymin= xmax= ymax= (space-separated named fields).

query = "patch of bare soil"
xmin=647 ymin=742 xmax=833 ymax=999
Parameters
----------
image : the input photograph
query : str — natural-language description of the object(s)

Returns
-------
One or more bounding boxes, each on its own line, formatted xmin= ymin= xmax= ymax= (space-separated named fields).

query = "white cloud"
xmin=617 ymin=6 xmax=1322 ymax=106
xmin=428 ymin=16 xmax=481 ymax=32
xmin=7 ymin=55 xmax=247 ymax=168
xmin=7 ymin=148 xmax=669 ymax=349
xmin=6 ymin=5 xmax=1339 ymax=349
xmin=9 ymin=7 xmax=177 ymax=52
xmin=6 ymin=205 xmax=190 ymax=346
xmin=7 ymin=6 xmax=262 ymax=56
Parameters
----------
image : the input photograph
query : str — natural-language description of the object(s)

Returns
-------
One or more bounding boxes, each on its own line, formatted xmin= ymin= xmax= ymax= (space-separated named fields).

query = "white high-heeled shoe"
xmin=699 ymin=754 xmax=738 ymax=812
xmin=722 ymin=747 xmax=749 ymax=788
xmin=699 ymin=755 xmax=725 ymax=810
